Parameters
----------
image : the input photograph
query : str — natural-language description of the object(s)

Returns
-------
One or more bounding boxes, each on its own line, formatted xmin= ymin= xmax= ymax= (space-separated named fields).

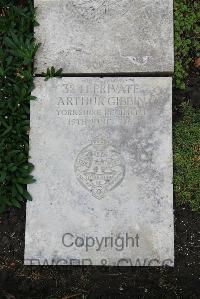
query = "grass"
xmin=174 ymin=103 xmax=200 ymax=211
xmin=0 ymin=0 xmax=200 ymax=213
xmin=174 ymin=0 xmax=200 ymax=89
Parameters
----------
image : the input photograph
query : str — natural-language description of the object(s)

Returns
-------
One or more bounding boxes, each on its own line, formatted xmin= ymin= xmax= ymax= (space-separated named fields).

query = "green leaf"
xmin=0 ymin=171 xmax=6 ymax=182
xmin=1 ymin=126 xmax=12 ymax=137
xmin=15 ymin=183 xmax=24 ymax=195
xmin=15 ymin=176 xmax=36 ymax=184
xmin=22 ymin=190 xmax=33 ymax=201
xmin=11 ymin=199 xmax=21 ymax=208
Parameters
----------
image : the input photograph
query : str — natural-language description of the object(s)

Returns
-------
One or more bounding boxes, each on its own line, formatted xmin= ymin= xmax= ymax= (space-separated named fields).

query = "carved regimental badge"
xmin=75 ymin=133 xmax=125 ymax=199
xmin=71 ymin=0 xmax=133 ymax=20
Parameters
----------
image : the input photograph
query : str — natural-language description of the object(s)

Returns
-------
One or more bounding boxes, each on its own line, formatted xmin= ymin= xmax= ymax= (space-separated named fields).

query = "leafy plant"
xmin=42 ymin=66 xmax=63 ymax=81
xmin=174 ymin=103 xmax=200 ymax=211
xmin=0 ymin=1 xmax=38 ymax=213
xmin=174 ymin=0 xmax=200 ymax=89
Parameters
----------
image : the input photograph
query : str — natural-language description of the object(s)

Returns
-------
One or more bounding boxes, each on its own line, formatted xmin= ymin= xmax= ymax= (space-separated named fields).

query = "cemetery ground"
xmin=0 ymin=0 xmax=200 ymax=298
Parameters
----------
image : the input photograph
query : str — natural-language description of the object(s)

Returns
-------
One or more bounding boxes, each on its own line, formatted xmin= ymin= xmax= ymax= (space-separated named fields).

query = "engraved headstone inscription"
xmin=25 ymin=77 xmax=174 ymax=266
xmin=34 ymin=0 xmax=174 ymax=73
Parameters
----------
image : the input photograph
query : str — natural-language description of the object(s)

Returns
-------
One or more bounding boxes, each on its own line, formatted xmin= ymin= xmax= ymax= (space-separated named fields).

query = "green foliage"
xmin=42 ymin=66 xmax=63 ymax=81
xmin=174 ymin=0 xmax=200 ymax=89
xmin=174 ymin=103 xmax=200 ymax=211
xmin=0 ymin=1 xmax=38 ymax=213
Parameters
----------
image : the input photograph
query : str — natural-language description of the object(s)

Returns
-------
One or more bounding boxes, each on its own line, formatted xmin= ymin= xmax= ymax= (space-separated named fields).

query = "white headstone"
xmin=25 ymin=77 xmax=174 ymax=266
xmin=34 ymin=0 xmax=174 ymax=73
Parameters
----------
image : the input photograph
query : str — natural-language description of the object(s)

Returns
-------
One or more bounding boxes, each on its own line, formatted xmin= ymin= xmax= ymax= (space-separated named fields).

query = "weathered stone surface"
xmin=34 ymin=0 xmax=174 ymax=74
xmin=25 ymin=77 xmax=174 ymax=266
